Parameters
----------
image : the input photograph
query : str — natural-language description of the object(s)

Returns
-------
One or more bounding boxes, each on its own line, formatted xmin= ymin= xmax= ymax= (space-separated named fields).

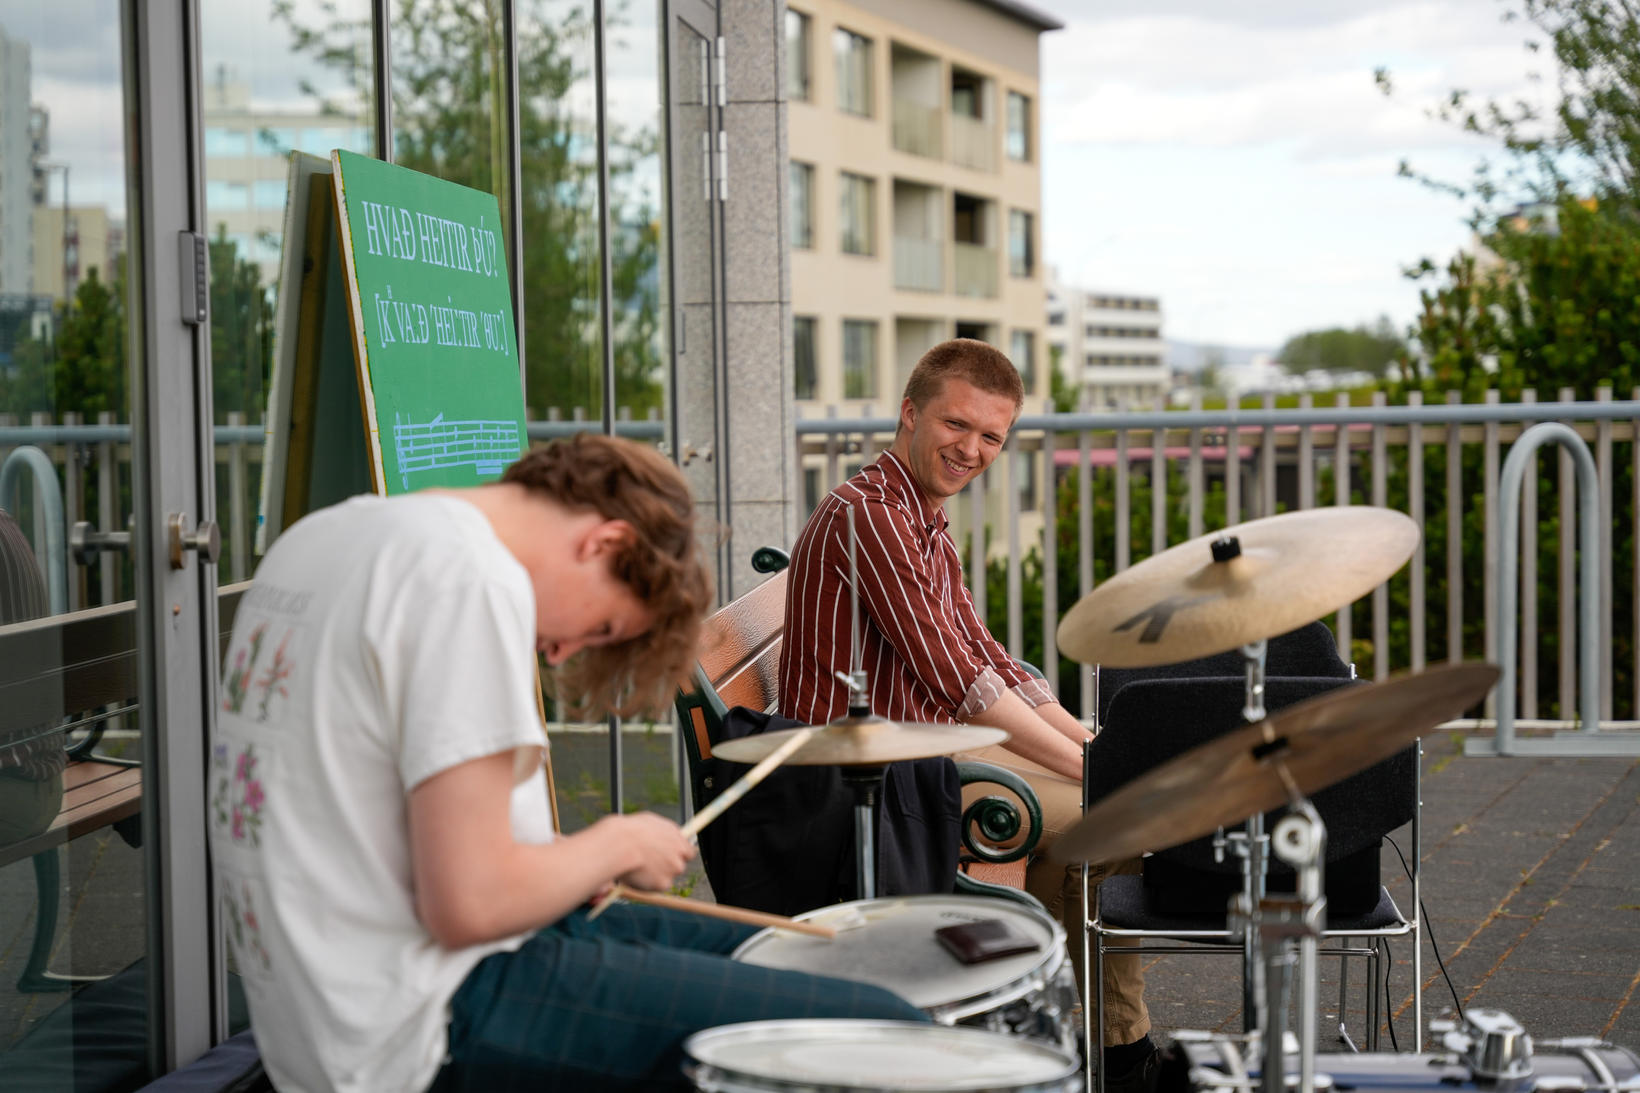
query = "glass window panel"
xmin=789 ymin=161 xmax=812 ymax=250
xmin=1006 ymin=91 xmax=1030 ymax=161
xmin=842 ymin=319 xmax=877 ymax=400
xmin=517 ymin=3 xmax=602 ymax=431
xmin=0 ymin=4 xmax=155 ymax=1077
xmin=1009 ymin=208 xmax=1033 ymax=277
xmin=785 ymin=9 xmax=810 ymax=101
xmin=793 ymin=315 xmax=817 ymax=399
xmin=1011 ymin=329 xmax=1034 ymax=390
xmin=839 ymin=171 xmax=874 ymax=256
xmin=833 ymin=28 xmax=872 ymax=117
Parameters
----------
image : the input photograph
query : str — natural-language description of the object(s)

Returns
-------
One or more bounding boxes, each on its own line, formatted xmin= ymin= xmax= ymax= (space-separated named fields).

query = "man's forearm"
xmin=1036 ymin=699 xmax=1095 ymax=748
xmin=964 ymin=689 xmax=1085 ymax=782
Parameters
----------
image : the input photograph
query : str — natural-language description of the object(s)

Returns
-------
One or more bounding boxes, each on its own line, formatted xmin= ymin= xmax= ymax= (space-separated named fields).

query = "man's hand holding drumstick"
xmin=585 ymin=726 xmax=817 ymax=923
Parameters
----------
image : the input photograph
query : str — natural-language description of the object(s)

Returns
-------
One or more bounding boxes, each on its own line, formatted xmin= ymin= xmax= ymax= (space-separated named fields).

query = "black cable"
xmin=1385 ymin=833 xmax=1466 ymax=1021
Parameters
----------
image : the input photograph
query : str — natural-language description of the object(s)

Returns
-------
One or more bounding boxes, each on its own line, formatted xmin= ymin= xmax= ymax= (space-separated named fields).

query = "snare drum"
xmin=684 ymin=1019 xmax=1082 ymax=1092
xmin=731 ymin=896 xmax=1078 ymax=1059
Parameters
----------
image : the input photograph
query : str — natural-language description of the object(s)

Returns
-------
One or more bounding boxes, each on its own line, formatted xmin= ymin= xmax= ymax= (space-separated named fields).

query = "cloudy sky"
xmin=1032 ymin=0 xmax=1554 ymax=350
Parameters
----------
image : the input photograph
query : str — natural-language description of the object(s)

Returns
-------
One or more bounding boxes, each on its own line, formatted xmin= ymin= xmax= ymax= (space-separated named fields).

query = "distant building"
xmin=201 ymin=71 xmax=371 ymax=285
xmin=0 ymin=26 xmax=34 ymax=294
xmin=786 ymin=0 xmax=1058 ymax=423
xmin=1045 ymin=267 xmax=1169 ymax=409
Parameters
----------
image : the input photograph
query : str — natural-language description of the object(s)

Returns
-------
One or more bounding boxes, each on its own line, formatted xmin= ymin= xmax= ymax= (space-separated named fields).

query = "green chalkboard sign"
xmin=330 ymin=149 xmax=526 ymax=494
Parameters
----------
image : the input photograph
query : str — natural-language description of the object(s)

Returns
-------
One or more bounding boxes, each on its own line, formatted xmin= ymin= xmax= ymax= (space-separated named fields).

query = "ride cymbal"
xmin=711 ymin=716 xmax=1008 ymax=766
xmin=1057 ymin=507 xmax=1420 ymax=668
xmin=1050 ymin=662 xmax=1499 ymax=865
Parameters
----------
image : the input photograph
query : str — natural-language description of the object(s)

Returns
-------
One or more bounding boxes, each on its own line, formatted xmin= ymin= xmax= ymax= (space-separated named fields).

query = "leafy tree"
xmin=1276 ymin=319 xmax=1404 ymax=378
xmin=209 ymin=231 xmax=276 ymax=423
xmin=0 ymin=267 xmax=128 ymax=419
xmin=274 ymin=0 xmax=665 ymax=422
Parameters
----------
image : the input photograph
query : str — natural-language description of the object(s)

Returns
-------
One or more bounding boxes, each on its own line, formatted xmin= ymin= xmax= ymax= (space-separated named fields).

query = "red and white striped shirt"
xmin=779 ymin=452 xmax=1055 ymax=726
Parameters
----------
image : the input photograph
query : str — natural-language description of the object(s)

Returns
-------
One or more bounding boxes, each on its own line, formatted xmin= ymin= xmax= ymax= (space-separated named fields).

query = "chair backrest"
xmin=1096 ymin=619 xmax=1350 ymax=727
xmin=1088 ymin=674 xmax=1415 ymax=873
xmin=674 ymin=571 xmax=788 ymax=810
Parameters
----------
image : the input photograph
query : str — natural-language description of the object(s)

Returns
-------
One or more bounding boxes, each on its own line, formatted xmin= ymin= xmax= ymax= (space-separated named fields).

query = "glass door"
xmin=0 ymin=0 xmax=223 ymax=1082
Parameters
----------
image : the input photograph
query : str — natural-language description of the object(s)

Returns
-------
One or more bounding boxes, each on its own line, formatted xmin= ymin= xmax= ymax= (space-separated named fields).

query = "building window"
xmin=1017 ymin=453 xmax=1038 ymax=508
xmin=842 ymin=319 xmax=878 ymax=399
xmin=839 ymin=172 xmax=875 ymax=256
xmin=789 ymin=162 xmax=813 ymax=249
xmin=834 ymin=28 xmax=873 ymax=117
xmin=1011 ymin=330 xmax=1035 ymax=390
xmin=206 ymin=180 xmax=249 ymax=209
xmin=804 ymin=467 xmax=823 ymax=516
xmin=793 ymin=315 xmax=817 ymax=399
xmin=1008 ymin=209 xmax=1034 ymax=277
xmin=204 ymin=127 xmax=248 ymax=157
xmin=1006 ymin=91 xmax=1031 ymax=161
xmin=786 ymin=10 xmax=811 ymax=101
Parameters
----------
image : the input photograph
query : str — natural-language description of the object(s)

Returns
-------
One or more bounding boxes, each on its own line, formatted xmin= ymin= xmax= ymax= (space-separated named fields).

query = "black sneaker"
xmin=1102 ymin=1045 xmax=1162 ymax=1093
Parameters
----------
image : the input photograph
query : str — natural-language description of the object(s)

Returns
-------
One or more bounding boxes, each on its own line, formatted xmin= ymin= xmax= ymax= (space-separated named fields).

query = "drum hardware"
xmin=1164 ymin=1009 xmax=1640 ymax=1093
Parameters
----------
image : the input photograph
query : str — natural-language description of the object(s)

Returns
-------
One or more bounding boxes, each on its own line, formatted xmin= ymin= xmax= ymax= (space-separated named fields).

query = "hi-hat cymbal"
xmin=1057 ymin=507 xmax=1420 ymax=668
xmin=711 ymin=716 xmax=1008 ymax=766
xmin=1050 ymin=662 xmax=1499 ymax=865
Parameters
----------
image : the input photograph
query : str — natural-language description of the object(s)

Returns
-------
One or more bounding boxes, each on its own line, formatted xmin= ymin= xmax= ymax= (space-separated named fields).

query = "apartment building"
xmin=1046 ymin=267 xmax=1170 ymax=410
xmin=0 ymin=25 xmax=34 ymax=294
xmin=786 ymin=0 xmax=1059 ymax=440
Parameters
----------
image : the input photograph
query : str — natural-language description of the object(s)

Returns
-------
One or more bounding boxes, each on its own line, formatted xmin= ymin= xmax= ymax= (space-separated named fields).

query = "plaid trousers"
xmin=429 ymin=903 xmax=928 ymax=1092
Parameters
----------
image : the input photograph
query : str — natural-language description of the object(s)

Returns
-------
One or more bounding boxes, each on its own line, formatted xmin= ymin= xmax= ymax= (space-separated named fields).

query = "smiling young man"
xmin=209 ymin=434 xmax=924 ymax=1093
xmin=780 ymin=339 xmax=1157 ymax=1092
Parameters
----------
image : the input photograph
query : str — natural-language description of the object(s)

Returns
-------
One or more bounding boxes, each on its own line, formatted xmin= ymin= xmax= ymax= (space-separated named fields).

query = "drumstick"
xmin=600 ymin=884 xmax=837 ymax=939
xmin=587 ymin=726 xmax=816 ymax=920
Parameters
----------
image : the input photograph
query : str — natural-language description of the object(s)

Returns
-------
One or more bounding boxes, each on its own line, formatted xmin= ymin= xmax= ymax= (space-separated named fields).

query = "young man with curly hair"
xmin=210 ymin=434 xmax=923 ymax=1093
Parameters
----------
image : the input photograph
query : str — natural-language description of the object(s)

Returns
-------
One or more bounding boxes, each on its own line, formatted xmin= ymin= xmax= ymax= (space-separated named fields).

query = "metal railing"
xmin=9 ymin=393 xmax=1640 ymax=733
xmin=891 ymin=98 xmax=941 ymax=159
xmin=950 ymin=114 xmax=995 ymax=172
xmin=953 ymin=242 xmax=998 ymax=298
xmin=795 ymin=391 xmax=1640 ymax=730
xmin=893 ymin=235 xmax=944 ymax=292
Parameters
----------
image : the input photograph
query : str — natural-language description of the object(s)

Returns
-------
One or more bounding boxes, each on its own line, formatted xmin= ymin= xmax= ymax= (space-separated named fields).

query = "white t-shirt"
xmin=209 ymin=493 xmax=555 ymax=1093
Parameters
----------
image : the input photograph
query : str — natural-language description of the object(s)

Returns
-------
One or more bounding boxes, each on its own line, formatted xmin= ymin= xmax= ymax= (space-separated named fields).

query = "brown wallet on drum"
xmin=934 ymin=918 xmax=1041 ymax=964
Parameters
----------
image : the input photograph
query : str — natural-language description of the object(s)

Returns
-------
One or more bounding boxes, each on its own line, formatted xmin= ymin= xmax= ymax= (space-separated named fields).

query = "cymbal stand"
xmin=835 ymin=503 xmax=885 ymax=900
xmin=1256 ymin=790 xmax=1327 ymax=1093
xmin=1220 ymin=637 xmax=1272 ymax=1036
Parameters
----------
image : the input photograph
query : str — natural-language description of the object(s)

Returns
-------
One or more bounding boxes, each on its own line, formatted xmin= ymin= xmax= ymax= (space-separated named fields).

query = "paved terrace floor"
xmin=2 ymin=731 xmax=1638 ymax=1060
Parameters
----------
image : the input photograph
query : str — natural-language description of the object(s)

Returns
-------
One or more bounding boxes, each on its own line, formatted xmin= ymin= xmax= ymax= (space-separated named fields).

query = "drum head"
xmin=684 ymin=1019 xmax=1081 ymax=1092
xmin=732 ymin=896 xmax=1062 ymax=1016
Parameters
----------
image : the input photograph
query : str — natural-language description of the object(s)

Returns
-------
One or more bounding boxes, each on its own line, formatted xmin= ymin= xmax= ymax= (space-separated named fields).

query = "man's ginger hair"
xmin=899 ymin=338 xmax=1025 ymax=431
xmin=502 ymin=433 xmax=712 ymax=720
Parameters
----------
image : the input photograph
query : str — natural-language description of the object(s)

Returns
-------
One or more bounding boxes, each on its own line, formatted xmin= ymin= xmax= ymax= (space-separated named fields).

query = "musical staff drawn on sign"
xmin=392 ymin=412 xmax=521 ymax=490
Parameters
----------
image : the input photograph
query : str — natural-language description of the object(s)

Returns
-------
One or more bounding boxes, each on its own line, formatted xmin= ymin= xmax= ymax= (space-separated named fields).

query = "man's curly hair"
xmin=502 ymin=434 xmax=712 ymax=719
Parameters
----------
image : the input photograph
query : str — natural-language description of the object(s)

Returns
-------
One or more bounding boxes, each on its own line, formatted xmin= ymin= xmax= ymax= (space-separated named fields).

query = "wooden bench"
xmin=674 ymin=560 xmax=1044 ymax=903
xmin=0 ymin=583 xmax=250 ymax=991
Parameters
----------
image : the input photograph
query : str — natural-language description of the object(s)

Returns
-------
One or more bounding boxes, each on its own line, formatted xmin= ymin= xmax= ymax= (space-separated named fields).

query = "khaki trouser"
xmin=956 ymin=745 xmax=1150 ymax=1046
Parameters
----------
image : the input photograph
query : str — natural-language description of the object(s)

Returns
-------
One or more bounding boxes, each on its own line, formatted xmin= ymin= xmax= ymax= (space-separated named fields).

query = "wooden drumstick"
xmin=600 ymin=884 xmax=837 ymax=939
xmin=586 ymin=726 xmax=816 ymax=920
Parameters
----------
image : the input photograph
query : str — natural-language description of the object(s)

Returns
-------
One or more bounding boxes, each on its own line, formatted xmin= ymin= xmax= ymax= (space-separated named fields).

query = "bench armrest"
xmin=954 ymin=760 xmax=1043 ymax=864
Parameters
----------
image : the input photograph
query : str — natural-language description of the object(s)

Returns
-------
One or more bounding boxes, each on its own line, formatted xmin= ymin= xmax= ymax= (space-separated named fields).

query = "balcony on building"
xmin=890 ymin=44 xmax=942 ymax=160
xmin=950 ymin=66 xmax=995 ymax=172
xmin=892 ymin=179 xmax=944 ymax=292
xmin=953 ymin=190 xmax=997 ymax=297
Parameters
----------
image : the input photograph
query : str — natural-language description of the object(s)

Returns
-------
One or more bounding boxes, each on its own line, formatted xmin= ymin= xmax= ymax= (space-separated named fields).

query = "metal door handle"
xmin=70 ymin=521 xmax=130 ymax=566
xmin=167 ymin=513 xmax=221 ymax=569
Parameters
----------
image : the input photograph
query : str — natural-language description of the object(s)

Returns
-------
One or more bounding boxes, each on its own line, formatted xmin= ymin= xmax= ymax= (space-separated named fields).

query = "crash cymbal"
xmin=1049 ymin=662 xmax=1499 ymax=865
xmin=711 ymin=716 xmax=1008 ymax=766
xmin=1057 ymin=507 xmax=1420 ymax=668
